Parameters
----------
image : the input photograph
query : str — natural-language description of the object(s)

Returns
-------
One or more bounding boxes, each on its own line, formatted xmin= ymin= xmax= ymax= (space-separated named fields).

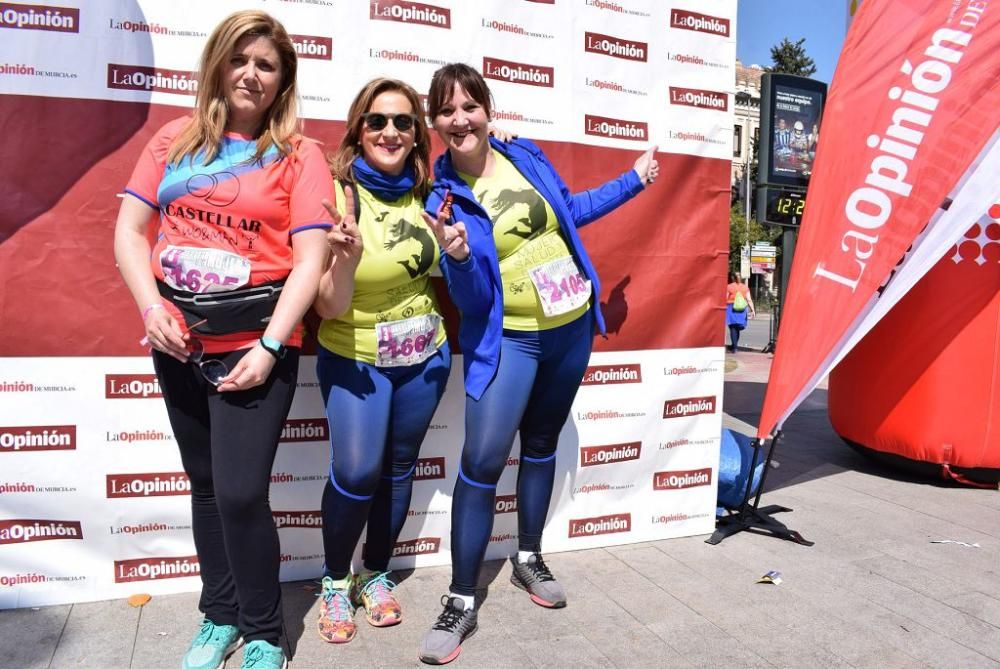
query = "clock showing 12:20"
xmin=764 ymin=187 xmax=806 ymax=226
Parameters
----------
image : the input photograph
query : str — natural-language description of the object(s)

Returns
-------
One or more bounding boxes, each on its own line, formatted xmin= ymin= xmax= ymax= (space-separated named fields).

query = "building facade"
xmin=732 ymin=59 xmax=763 ymax=198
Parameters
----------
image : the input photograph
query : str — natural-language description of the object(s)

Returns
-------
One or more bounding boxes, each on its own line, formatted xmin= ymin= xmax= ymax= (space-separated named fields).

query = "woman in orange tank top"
xmin=726 ymin=271 xmax=755 ymax=353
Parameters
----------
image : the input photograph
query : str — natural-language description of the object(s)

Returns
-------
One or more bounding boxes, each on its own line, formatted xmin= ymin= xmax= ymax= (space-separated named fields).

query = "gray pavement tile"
xmin=825 ymin=468 xmax=1000 ymax=531
xmin=850 ymin=488 xmax=1000 ymax=541
xmin=974 ymin=491 xmax=1000 ymax=511
xmin=648 ymin=535 xmax=933 ymax=668
xmin=645 ymin=619 xmax=772 ymax=668
xmin=445 ymin=605 xmax=540 ymax=669
xmin=512 ymin=634 xmax=611 ymax=668
xmin=131 ymin=590 xmax=202 ymax=669
xmin=632 ymin=550 xmax=786 ymax=641
xmin=776 ymin=483 xmax=999 ymax=591
xmin=852 ymin=554 xmax=978 ymax=602
xmin=712 ymin=530 xmax=994 ymax=668
xmin=694 ymin=536 xmax=927 ymax=667
xmin=783 ymin=612 xmax=930 ymax=669
xmin=850 ymin=571 xmax=1000 ymax=661
xmin=942 ymin=591 xmax=1000 ymax=628
xmin=0 ymin=605 xmax=68 ymax=669
xmin=598 ymin=545 xmax=721 ymax=628
xmin=50 ymin=599 xmax=140 ymax=669
xmin=577 ymin=621 xmax=692 ymax=668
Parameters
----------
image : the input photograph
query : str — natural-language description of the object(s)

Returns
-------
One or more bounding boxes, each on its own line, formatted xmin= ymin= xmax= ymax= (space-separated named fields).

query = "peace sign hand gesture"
xmin=423 ymin=202 xmax=470 ymax=262
xmin=323 ymin=184 xmax=364 ymax=268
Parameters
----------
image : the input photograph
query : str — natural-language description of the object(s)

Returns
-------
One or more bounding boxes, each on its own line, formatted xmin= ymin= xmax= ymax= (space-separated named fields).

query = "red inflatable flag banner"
xmin=758 ymin=0 xmax=1000 ymax=438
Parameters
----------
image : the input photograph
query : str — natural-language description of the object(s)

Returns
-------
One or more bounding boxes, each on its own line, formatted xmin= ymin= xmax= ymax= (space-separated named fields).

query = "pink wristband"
xmin=142 ymin=303 xmax=164 ymax=322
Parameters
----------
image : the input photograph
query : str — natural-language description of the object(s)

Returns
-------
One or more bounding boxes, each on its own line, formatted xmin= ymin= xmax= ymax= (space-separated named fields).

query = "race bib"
xmin=527 ymin=256 xmax=592 ymax=317
xmin=375 ymin=314 xmax=440 ymax=368
xmin=159 ymin=246 xmax=251 ymax=294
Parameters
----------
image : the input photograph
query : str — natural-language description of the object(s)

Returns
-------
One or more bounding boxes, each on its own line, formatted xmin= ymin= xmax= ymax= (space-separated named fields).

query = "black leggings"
xmin=152 ymin=347 xmax=299 ymax=644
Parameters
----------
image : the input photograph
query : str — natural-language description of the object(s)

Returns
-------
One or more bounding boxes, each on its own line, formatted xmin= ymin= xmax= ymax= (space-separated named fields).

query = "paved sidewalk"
xmin=3 ymin=351 xmax=998 ymax=668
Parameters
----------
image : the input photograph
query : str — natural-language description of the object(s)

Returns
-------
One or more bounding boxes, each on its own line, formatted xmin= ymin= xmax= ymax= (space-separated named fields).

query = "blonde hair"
xmin=167 ymin=10 xmax=299 ymax=166
xmin=329 ymin=78 xmax=431 ymax=200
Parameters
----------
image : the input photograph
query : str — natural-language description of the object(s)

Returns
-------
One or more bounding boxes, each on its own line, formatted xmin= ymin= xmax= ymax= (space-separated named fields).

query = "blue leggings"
xmin=317 ymin=342 xmax=451 ymax=578
xmin=728 ymin=325 xmax=742 ymax=352
xmin=450 ymin=313 xmax=593 ymax=596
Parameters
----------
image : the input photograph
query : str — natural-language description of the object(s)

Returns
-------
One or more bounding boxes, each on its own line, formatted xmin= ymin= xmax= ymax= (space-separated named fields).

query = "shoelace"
xmin=318 ymin=583 xmax=353 ymax=622
xmin=193 ymin=619 xmax=229 ymax=647
xmin=526 ymin=554 xmax=555 ymax=582
xmin=243 ymin=645 xmax=263 ymax=667
xmin=432 ymin=596 xmax=466 ymax=631
xmin=192 ymin=620 xmax=214 ymax=646
xmin=360 ymin=572 xmax=397 ymax=602
xmin=242 ymin=644 xmax=274 ymax=668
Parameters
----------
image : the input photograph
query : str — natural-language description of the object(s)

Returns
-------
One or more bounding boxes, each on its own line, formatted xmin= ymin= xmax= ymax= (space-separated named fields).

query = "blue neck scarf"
xmin=351 ymin=156 xmax=415 ymax=201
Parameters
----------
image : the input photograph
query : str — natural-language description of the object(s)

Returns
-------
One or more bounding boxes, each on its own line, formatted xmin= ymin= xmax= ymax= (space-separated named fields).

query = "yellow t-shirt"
xmin=460 ymin=151 xmax=589 ymax=331
xmin=316 ymin=182 xmax=447 ymax=364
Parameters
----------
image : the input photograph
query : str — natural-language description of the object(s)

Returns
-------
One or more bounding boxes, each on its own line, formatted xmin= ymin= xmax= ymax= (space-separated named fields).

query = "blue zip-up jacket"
xmin=426 ymin=137 xmax=645 ymax=400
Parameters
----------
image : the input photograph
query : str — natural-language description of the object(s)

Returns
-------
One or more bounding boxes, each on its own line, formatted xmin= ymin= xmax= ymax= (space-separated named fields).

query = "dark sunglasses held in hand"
xmin=139 ymin=316 xmax=227 ymax=386
xmin=188 ymin=338 xmax=229 ymax=386
xmin=363 ymin=112 xmax=418 ymax=132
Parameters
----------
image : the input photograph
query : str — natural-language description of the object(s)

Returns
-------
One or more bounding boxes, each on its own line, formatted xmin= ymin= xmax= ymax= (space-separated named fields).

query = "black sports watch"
xmin=259 ymin=336 xmax=287 ymax=360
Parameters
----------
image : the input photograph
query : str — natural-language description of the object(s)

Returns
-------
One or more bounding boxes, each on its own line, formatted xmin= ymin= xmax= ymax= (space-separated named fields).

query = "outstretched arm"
xmin=540 ymin=144 xmax=658 ymax=227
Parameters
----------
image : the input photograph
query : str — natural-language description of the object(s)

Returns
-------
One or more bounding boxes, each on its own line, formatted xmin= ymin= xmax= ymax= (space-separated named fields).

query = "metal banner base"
xmin=707 ymin=504 xmax=813 ymax=546
xmin=706 ymin=430 xmax=813 ymax=547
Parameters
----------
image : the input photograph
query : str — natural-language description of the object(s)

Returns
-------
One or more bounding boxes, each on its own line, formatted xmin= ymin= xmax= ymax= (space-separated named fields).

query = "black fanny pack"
xmin=157 ymin=280 xmax=285 ymax=335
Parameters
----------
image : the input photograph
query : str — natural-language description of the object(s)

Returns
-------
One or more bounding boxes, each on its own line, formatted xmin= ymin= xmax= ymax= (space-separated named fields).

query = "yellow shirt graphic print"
xmin=461 ymin=151 xmax=589 ymax=331
xmin=316 ymin=182 xmax=446 ymax=364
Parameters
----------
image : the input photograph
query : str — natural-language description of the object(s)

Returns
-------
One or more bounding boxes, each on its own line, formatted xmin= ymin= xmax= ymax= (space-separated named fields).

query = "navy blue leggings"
xmin=728 ymin=325 xmax=741 ymax=352
xmin=317 ymin=343 xmax=451 ymax=578
xmin=450 ymin=313 xmax=593 ymax=596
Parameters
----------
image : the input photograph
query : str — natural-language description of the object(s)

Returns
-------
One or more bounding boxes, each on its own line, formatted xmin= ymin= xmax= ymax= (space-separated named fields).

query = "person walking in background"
xmin=113 ymin=10 xmax=332 ymax=669
xmin=311 ymin=77 xmax=466 ymax=646
xmin=726 ymin=271 xmax=755 ymax=354
xmin=416 ymin=62 xmax=659 ymax=665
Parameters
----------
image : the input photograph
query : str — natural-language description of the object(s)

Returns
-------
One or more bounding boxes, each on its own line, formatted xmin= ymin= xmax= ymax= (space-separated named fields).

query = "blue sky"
xmin=737 ymin=1 xmax=849 ymax=84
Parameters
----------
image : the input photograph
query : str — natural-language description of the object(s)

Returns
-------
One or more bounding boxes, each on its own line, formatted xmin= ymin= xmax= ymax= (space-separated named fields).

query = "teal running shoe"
xmin=239 ymin=640 xmax=287 ymax=669
xmin=181 ymin=619 xmax=242 ymax=669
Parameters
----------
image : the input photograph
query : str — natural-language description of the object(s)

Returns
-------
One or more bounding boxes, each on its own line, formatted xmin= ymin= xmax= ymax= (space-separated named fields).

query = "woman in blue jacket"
xmin=417 ymin=63 xmax=659 ymax=665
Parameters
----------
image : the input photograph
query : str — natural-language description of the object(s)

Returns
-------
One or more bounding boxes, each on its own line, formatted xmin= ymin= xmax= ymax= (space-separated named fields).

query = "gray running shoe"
xmin=510 ymin=553 xmax=567 ymax=608
xmin=418 ymin=595 xmax=478 ymax=665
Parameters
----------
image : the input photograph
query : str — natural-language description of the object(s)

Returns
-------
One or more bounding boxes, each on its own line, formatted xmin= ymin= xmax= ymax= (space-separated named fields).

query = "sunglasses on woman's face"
xmin=362 ymin=112 xmax=418 ymax=133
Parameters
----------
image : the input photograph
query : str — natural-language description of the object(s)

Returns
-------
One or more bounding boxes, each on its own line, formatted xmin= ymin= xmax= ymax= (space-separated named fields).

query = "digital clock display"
xmin=762 ymin=187 xmax=806 ymax=226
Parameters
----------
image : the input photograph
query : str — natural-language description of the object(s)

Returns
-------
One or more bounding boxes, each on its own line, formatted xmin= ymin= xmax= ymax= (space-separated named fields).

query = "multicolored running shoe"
xmin=354 ymin=570 xmax=402 ymax=627
xmin=316 ymin=576 xmax=357 ymax=643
